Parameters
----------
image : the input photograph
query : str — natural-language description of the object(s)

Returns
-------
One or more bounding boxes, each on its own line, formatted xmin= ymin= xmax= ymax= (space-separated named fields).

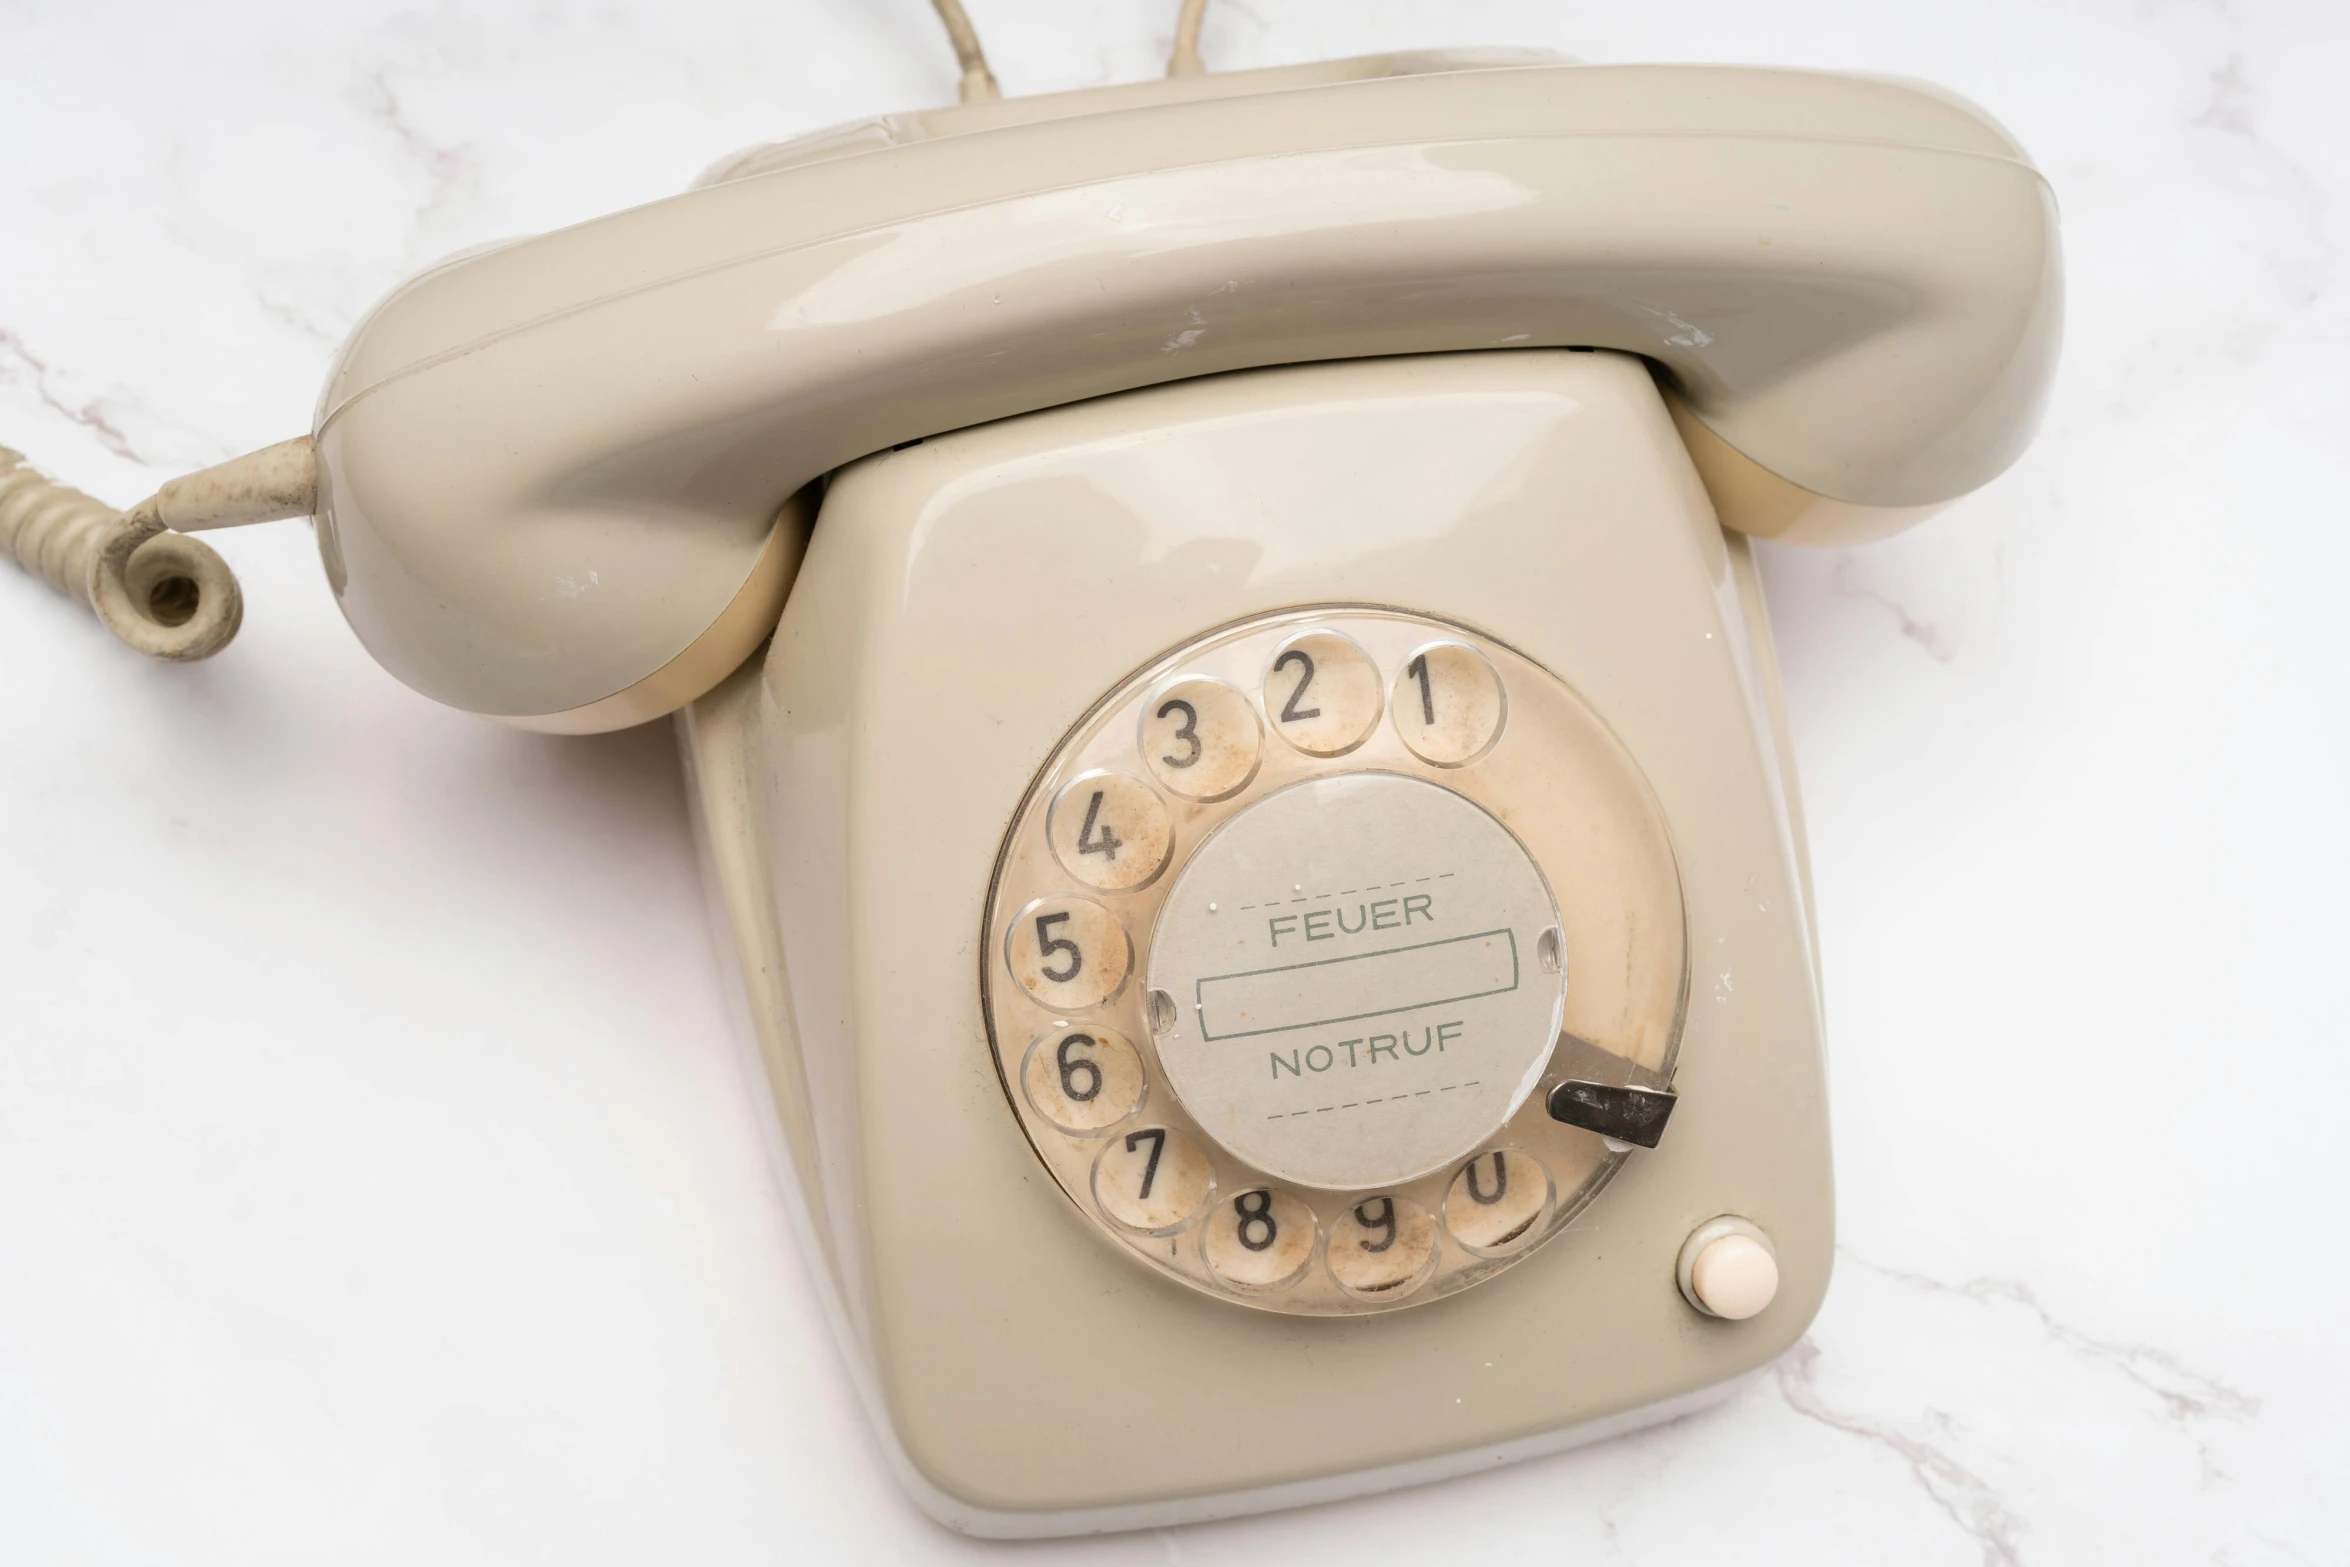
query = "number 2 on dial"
xmin=1273 ymin=648 xmax=1320 ymax=722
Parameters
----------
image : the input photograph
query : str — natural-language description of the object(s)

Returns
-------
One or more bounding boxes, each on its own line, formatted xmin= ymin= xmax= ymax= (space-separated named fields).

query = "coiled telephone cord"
xmin=0 ymin=438 xmax=313 ymax=662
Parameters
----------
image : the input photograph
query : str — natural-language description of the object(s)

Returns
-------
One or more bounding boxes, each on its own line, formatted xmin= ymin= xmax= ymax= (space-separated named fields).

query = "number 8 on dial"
xmin=1202 ymin=1187 xmax=1316 ymax=1291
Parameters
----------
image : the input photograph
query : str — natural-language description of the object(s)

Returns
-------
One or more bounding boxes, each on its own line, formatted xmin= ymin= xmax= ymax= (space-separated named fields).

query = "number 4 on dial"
xmin=1075 ymin=789 xmax=1121 ymax=860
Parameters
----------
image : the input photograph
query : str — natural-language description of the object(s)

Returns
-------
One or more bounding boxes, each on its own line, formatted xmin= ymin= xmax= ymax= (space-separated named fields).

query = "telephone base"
xmin=681 ymin=351 xmax=1831 ymax=1531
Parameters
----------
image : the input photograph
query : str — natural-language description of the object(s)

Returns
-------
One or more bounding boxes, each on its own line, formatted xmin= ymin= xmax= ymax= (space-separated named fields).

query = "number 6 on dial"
xmin=1021 ymin=1025 xmax=1147 ymax=1133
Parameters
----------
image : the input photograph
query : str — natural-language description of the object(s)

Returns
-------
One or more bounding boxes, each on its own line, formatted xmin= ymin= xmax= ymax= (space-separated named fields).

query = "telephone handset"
xmin=310 ymin=57 xmax=2054 ymax=731
xmin=0 ymin=24 xmax=2060 ymax=1541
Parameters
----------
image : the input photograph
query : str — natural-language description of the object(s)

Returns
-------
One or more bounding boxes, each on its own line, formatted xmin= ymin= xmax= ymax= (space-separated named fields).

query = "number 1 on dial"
xmin=1392 ymin=641 xmax=1505 ymax=766
xmin=1406 ymin=653 xmax=1436 ymax=725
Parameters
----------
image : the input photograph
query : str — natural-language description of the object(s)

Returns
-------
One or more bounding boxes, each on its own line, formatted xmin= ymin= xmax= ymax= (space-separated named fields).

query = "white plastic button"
xmin=1677 ymin=1217 xmax=1780 ymax=1320
xmin=1325 ymin=1194 xmax=1439 ymax=1300
xmin=1048 ymin=771 xmax=1172 ymax=892
xmin=1140 ymin=676 xmax=1261 ymax=801
xmin=1262 ymin=629 xmax=1382 ymax=756
xmin=1092 ymin=1126 xmax=1212 ymax=1233
xmin=1442 ymin=1149 xmax=1552 ymax=1255
xmin=1392 ymin=640 xmax=1505 ymax=766
xmin=1202 ymin=1187 xmax=1316 ymax=1291
xmin=1022 ymin=1025 xmax=1146 ymax=1134
xmin=1006 ymin=896 xmax=1129 ymax=1011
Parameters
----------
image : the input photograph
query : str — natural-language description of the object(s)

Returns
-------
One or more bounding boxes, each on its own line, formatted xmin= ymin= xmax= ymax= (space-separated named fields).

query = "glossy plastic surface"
xmin=682 ymin=351 xmax=1831 ymax=1528
xmin=316 ymin=61 xmax=2057 ymax=719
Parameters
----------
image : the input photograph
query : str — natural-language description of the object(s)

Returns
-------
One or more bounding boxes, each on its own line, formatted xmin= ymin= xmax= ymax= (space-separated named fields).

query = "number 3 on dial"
xmin=1139 ymin=677 xmax=1261 ymax=801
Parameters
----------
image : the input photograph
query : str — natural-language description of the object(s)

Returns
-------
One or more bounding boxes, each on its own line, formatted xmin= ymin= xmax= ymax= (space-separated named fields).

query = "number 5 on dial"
xmin=1007 ymin=896 xmax=1128 ymax=1009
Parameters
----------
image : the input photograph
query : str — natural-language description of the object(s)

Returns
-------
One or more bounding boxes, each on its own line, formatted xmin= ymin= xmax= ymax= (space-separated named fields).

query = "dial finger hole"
xmin=1022 ymin=1025 xmax=1147 ymax=1134
xmin=1092 ymin=1126 xmax=1213 ymax=1234
xmin=1048 ymin=771 xmax=1172 ymax=893
xmin=1202 ymin=1187 xmax=1317 ymax=1292
xmin=1262 ymin=630 xmax=1382 ymax=757
xmin=1325 ymin=1193 xmax=1440 ymax=1301
xmin=1140 ymin=676 xmax=1261 ymax=801
xmin=1007 ymin=896 xmax=1130 ymax=1011
xmin=1443 ymin=1148 xmax=1552 ymax=1257
xmin=1393 ymin=640 xmax=1505 ymax=767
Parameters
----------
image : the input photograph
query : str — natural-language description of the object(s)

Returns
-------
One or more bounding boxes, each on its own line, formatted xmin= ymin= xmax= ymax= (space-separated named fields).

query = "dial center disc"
xmin=1145 ymin=772 xmax=1565 ymax=1191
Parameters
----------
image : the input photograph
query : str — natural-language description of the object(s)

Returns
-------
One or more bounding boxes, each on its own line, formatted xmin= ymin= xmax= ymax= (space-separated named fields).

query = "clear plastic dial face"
xmin=982 ymin=608 xmax=1687 ymax=1316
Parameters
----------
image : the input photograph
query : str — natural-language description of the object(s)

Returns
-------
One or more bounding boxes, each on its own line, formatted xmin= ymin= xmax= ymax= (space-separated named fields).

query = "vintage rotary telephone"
xmin=0 ymin=0 xmax=2061 ymax=1537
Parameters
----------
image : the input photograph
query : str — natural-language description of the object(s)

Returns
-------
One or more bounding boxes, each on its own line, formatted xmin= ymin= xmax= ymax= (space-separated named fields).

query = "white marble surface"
xmin=3 ymin=1 xmax=2345 ymax=1561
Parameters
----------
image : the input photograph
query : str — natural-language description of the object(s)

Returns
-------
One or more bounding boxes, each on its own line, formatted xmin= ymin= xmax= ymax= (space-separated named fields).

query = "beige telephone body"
xmin=45 ymin=47 xmax=2062 ymax=1538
